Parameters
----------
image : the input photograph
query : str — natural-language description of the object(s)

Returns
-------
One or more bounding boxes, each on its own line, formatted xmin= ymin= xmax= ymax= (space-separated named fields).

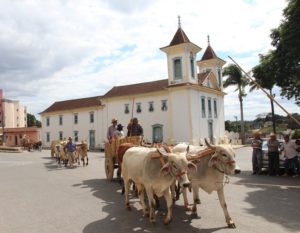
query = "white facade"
xmin=40 ymin=24 xmax=226 ymax=148
xmin=0 ymin=99 xmax=27 ymax=128
xmin=41 ymin=105 xmax=105 ymax=149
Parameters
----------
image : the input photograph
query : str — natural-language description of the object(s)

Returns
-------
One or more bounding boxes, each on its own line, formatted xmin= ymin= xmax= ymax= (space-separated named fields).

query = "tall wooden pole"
xmin=228 ymin=56 xmax=300 ymax=127
xmin=129 ymin=97 xmax=135 ymax=136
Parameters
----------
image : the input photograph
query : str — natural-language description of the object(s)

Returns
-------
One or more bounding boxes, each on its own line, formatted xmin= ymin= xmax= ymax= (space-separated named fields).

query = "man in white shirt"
xmin=282 ymin=134 xmax=299 ymax=176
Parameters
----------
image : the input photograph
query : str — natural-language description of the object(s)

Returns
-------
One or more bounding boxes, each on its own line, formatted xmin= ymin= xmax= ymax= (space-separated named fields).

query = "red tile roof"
xmin=40 ymin=96 xmax=103 ymax=114
xmin=104 ymin=79 xmax=169 ymax=98
xmin=169 ymin=27 xmax=191 ymax=46
xmin=201 ymin=45 xmax=218 ymax=61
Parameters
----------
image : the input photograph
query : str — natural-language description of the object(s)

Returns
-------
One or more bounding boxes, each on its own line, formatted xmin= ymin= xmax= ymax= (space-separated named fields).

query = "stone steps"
xmin=0 ymin=146 xmax=22 ymax=153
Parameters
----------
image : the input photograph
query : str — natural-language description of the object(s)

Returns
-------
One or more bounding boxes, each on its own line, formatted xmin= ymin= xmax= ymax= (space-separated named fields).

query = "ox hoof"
xmin=150 ymin=219 xmax=156 ymax=224
xmin=191 ymin=211 xmax=198 ymax=218
xmin=184 ymin=206 xmax=192 ymax=211
xmin=126 ymin=204 xmax=131 ymax=211
xmin=163 ymin=217 xmax=172 ymax=225
xmin=228 ymin=222 xmax=236 ymax=228
xmin=194 ymin=199 xmax=201 ymax=204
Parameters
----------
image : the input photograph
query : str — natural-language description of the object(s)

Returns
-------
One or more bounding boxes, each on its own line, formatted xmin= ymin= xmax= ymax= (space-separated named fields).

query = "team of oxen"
xmin=50 ymin=140 xmax=89 ymax=167
xmin=21 ymin=137 xmax=42 ymax=152
xmin=117 ymin=139 xmax=241 ymax=228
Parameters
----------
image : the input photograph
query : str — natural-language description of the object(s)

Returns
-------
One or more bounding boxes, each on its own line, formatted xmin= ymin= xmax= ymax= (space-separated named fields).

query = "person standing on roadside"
xmin=251 ymin=132 xmax=263 ymax=175
xmin=282 ymin=134 xmax=299 ymax=177
xmin=267 ymin=133 xmax=280 ymax=176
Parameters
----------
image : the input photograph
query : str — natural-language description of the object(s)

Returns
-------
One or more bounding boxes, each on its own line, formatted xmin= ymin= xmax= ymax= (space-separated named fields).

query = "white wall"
xmin=3 ymin=100 xmax=26 ymax=128
xmin=41 ymin=108 xmax=104 ymax=148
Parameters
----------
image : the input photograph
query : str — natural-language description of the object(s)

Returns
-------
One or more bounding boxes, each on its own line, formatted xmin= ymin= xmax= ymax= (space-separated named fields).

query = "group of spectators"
xmin=252 ymin=132 xmax=300 ymax=177
xmin=106 ymin=117 xmax=143 ymax=142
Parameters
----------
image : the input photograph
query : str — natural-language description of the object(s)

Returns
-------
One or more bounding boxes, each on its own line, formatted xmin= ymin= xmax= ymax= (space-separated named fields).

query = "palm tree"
xmin=252 ymin=53 xmax=277 ymax=133
xmin=223 ymin=64 xmax=248 ymax=144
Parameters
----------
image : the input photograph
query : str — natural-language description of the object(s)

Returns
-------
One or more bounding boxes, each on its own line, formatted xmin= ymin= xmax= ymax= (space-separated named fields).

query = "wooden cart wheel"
xmin=105 ymin=157 xmax=114 ymax=181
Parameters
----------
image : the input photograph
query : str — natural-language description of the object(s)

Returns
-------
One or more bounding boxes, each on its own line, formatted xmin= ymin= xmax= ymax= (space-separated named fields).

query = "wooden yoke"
xmin=186 ymin=148 xmax=215 ymax=161
xmin=151 ymin=150 xmax=166 ymax=166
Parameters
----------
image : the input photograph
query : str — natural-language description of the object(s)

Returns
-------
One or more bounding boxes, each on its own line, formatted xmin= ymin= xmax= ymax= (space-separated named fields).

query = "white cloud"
xmin=1 ymin=0 xmax=297 ymax=121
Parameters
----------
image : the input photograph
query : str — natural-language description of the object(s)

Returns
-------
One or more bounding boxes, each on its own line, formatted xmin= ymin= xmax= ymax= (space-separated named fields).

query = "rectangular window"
xmin=59 ymin=131 xmax=63 ymax=140
xmin=74 ymin=131 xmax=79 ymax=142
xmin=90 ymin=112 xmax=94 ymax=123
xmin=208 ymin=98 xmax=212 ymax=118
xmin=190 ymin=54 xmax=195 ymax=78
xmin=59 ymin=115 xmax=63 ymax=125
xmin=173 ymin=58 xmax=182 ymax=80
xmin=136 ymin=103 xmax=142 ymax=113
xmin=149 ymin=101 xmax=154 ymax=112
xmin=201 ymin=97 xmax=206 ymax=118
xmin=74 ymin=113 xmax=78 ymax=124
xmin=46 ymin=132 xmax=50 ymax=142
xmin=213 ymin=99 xmax=218 ymax=118
xmin=124 ymin=104 xmax=129 ymax=114
xmin=161 ymin=100 xmax=168 ymax=111
xmin=46 ymin=117 xmax=50 ymax=126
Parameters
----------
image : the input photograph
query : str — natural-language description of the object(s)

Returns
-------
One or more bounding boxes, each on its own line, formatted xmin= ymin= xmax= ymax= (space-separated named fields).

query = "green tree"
xmin=223 ymin=64 xmax=248 ymax=143
xmin=251 ymin=53 xmax=277 ymax=133
xmin=27 ymin=113 xmax=41 ymax=127
xmin=225 ymin=120 xmax=236 ymax=132
xmin=258 ymin=0 xmax=300 ymax=105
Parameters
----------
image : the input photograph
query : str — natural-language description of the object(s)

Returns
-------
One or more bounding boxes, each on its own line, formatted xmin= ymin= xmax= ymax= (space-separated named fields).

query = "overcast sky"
xmin=0 ymin=0 xmax=298 ymax=121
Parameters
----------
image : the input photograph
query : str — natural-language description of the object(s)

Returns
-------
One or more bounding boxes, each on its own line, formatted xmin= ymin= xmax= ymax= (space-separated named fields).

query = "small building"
xmin=40 ymin=21 xmax=226 ymax=149
xmin=0 ymin=127 xmax=41 ymax=147
xmin=40 ymin=96 xmax=103 ymax=149
xmin=0 ymin=89 xmax=33 ymax=146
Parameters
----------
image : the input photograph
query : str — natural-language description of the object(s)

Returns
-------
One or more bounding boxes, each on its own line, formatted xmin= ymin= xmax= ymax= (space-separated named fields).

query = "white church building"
xmin=40 ymin=22 xmax=226 ymax=149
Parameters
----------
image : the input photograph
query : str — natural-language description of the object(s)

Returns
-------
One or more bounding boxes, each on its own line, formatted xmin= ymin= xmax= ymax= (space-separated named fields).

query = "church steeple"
xmin=197 ymin=37 xmax=226 ymax=89
xmin=160 ymin=17 xmax=202 ymax=85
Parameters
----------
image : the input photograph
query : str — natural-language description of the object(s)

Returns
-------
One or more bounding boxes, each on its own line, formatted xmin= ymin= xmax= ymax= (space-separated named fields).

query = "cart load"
xmin=104 ymin=136 xmax=142 ymax=181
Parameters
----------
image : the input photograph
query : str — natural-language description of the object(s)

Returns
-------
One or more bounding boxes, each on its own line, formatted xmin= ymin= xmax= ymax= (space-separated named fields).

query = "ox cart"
xmin=104 ymin=136 xmax=142 ymax=181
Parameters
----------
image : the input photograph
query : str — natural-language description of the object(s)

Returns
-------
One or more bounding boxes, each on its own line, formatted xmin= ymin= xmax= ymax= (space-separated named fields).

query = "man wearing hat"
xmin=251 ymin=132 xmax=263 ymax=175
xmin=267 ymin=133 xmax=280 ymax=176
xmin=107 ymin=118 xmax=118 ymax=141
xmin=66 ymin=137 xmax=76 ymax=168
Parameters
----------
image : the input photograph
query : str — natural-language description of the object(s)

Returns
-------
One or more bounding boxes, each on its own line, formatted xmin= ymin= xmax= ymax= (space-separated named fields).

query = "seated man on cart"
xmin=107 ymin=118 xmax=118 ymax=142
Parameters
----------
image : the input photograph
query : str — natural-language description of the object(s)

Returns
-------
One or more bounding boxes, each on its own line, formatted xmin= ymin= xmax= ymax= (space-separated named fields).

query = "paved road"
xmin=0 ymin=147 xmax=299 ymax=233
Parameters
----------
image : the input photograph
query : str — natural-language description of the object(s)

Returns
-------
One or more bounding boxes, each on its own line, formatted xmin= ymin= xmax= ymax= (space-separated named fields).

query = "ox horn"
xmin=157 ymin=147 xmax=168 ymax=157
xmin=204 ymin=138 xmax=217 ymax=149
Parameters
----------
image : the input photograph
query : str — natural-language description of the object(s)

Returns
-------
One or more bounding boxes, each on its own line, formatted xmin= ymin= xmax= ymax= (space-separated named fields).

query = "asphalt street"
xmin=0 ymin=147 xmax=299 ymax=233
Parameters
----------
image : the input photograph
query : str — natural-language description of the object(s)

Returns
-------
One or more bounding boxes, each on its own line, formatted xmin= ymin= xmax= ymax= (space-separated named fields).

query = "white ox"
xmin=172 ymin=139 xmax=241 ymax=228
xmin=121 ymin=146 xmax=196 ymax=225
